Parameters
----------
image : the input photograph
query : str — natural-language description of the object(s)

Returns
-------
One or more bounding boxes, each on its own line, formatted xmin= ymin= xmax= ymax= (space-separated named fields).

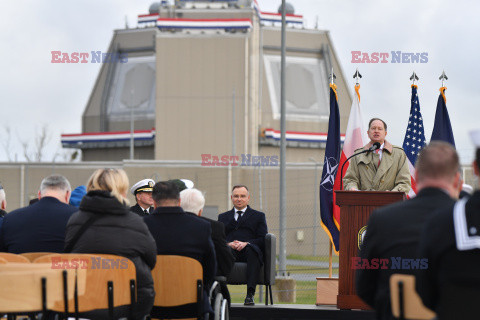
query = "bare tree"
xmin=1 ymin=126 xmax=13 ymax=161
xmin=34 ymin=125 xmax=51 ymax=162
xmin=19 ymin=124 xmax=51 ymax=162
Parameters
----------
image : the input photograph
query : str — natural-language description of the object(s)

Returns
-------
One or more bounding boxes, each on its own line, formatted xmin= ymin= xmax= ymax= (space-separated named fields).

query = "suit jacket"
xmin=218 ymin=205 xmax=268 ymax=262
xmin=186 ymin=212 xmax=235 ymax=277
xmin=130 ymin=203 xmax=154 ymax=217
xmin=343 ymin=140 xmax=411 ymax=193
xmin=143 ymin=206 xmax=217 ymax=288
xmin=416 ymin=190 xmax=480 ymax=320
xmin=356 ymin=188 xmax=455 ymax=320
xmin=0 ymin=197 xmax=77 ymax=253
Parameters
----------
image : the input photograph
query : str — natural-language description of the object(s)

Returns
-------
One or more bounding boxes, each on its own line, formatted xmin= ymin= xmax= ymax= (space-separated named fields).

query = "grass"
xmin=286 ymin=254 xmax=339 ymax=263
xmin=227 ymin=254 xmax=339 ymax=305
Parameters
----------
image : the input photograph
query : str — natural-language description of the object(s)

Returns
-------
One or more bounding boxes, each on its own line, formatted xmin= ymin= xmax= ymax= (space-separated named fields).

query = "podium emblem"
xmin=358 ymin=225 xmax=367 ymax=249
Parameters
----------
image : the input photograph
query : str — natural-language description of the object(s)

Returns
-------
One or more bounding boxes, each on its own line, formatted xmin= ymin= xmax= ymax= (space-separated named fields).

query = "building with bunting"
xmin=61 ymin=0 xmax=352 ymax=162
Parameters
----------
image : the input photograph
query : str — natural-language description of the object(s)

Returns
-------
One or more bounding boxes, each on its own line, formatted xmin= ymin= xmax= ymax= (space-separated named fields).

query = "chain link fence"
xmin=0 ymin=160 xmax=475 ymax=304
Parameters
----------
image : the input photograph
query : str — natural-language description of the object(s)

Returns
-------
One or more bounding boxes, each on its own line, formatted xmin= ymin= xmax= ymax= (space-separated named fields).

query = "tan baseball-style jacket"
xmin=343 ymin=140 xmax=411 ymax=193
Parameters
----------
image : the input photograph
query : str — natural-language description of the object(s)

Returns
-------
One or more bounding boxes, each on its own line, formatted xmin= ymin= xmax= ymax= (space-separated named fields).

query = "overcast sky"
xmin=0 ymin=0 xmax=478 ymax=164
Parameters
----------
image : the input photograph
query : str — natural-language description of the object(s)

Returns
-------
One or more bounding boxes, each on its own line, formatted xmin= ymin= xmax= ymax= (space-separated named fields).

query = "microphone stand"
xmin=339 ymin=143 xmax=381 ymax=190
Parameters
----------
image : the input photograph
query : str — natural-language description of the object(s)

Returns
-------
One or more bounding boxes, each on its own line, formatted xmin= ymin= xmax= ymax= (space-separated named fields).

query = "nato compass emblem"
xmin=320 ymin=157 xmax=339 ymax=192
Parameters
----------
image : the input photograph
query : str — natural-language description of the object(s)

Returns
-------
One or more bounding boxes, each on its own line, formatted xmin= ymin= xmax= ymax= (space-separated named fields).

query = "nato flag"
xmin=431 ymin=87 xmax=455 ymax=147
xmin=319 ymin=84 xmax=341 ymax=252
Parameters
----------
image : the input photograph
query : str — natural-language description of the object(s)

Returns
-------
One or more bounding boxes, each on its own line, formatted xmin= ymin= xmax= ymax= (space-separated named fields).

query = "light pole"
xmin=309 ymin=157 xmax=321 ymax=256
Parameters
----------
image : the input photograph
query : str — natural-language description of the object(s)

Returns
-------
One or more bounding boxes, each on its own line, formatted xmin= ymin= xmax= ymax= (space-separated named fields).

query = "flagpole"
xmin=329 ymin=242 xmax=333 ymax=278
xmin=327 ymin=68 xmax=336 ymax=278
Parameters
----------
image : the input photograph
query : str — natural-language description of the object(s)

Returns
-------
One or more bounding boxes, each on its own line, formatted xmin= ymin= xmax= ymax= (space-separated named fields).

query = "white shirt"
xmin=234 ymin=207 xmax=247 ymax=221
xmin=375 ymin=142 xmax=385 ymax=161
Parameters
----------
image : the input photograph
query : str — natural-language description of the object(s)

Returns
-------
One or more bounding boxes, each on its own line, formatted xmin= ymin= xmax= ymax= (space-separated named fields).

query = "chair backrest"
xmin=152 ymin=255 xmax=203 ymax=307
xmin=264 ymin=233 xmax=276 ymax=285
xmin=34 ymin=253 xmax=136 ymax=313
xmin=0 ymin=263 xmax=77 ymax=313
xmin=0 ymin=252 xmax=31 ymax=263
xmin=390 ymin=274 xmax=436 ymax=320
xmin=21 ymin=252 xmax=54 ymax=262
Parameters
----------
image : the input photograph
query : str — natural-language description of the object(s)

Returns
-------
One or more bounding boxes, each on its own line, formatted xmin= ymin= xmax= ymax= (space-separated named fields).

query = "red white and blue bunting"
xmin=156 ymin=18 xmax=252 ymax=30
xmin=61 ymin=129 xmax=155 ymax=149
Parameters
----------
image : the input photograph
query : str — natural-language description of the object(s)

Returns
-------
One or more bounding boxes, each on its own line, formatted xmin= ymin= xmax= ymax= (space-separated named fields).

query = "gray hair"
xmin=40 ymin=174 xmax=71 ymax=196
xmin=180 ymin=188 xmax=205 ymax=215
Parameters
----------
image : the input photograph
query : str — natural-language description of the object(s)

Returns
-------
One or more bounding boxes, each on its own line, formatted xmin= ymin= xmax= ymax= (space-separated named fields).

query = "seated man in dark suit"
xmin=218 ymin=185 xmax=268 ymax=306
xmin=181 ymin=188 xmax=235 ymax=303
xmin=356 ymin=142 xmax=462 ymax=320
xmin=0 ymin=174 xmax=77 ymax=253
xmin=144 ymin=181 xmax=216 ymax=314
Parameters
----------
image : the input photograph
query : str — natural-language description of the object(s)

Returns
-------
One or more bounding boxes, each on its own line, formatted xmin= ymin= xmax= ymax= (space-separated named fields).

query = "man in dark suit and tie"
xmin=0 ymin=174 xmax=77 ymax=253
xmin=356 ymin=141 xmax=462 ymax=320
xmin=143 ymin=181 xmax=216 ymax=314
xmin=218 ymin=185 xmax=268 ymax=306
xmin=130 ymin=178 xmax=155 ymax=216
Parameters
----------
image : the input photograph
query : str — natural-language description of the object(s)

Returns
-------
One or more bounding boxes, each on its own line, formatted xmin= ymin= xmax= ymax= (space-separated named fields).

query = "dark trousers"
xmin=232 ymin=245 xmax=261 ymax=293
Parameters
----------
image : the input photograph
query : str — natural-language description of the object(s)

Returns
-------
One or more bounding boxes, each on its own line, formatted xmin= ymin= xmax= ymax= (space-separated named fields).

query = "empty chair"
xmin=35 ymin=253 xmax=137 ymax=320
xmin=0 ymin=252 xmax=30 ymax=263
xmin=390 ymin=274 xmax=436 ymax=320
xmin=0 ymin=263 xmax=79 ymax=317
xmin=150 ymin=255 xmax=206 ymax=320
xmin=21 ymin=252 xmax=54 ymax=262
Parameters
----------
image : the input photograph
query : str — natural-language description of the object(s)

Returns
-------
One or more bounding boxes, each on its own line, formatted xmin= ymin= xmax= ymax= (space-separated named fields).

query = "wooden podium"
xmin=335 ymin=191 xmax=405 ymax=310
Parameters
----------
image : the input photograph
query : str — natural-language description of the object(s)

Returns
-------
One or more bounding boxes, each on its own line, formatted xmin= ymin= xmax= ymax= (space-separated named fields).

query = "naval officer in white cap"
xmin=130 ymin=178 xmax=155 ymax=216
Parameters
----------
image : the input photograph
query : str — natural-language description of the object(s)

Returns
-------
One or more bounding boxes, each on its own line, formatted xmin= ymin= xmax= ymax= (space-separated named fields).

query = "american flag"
xmin=402 ymin=85 xmax=426 ymax=195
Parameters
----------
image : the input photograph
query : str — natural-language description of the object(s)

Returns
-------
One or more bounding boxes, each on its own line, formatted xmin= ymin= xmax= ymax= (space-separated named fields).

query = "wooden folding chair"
xmin=390 ymin=274 xmax=436 ymax=320
xmin=0 ymin=252 xmax=30 ymax=263
xmin=150 ymin=255 xmax=204 ymax=320
xmin=20 ymin=252 xmax=54 ymax=262
xmin=34 ymin=253 xmax=137 ymax=320
xmin=0 ymin=263 xmax=79 ymax=318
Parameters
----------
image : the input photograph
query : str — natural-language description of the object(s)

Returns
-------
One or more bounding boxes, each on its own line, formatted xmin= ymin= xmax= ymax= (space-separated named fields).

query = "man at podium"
xmin=343 ymin=118 xmax=411 ymax=193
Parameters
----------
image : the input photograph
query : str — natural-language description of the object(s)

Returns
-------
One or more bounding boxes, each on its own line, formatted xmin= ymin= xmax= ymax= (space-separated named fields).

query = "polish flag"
xmin=332 ymin=84 xmax=368 ymax=228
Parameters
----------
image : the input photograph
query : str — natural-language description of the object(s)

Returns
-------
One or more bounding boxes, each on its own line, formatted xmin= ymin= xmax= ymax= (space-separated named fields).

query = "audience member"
xmin=0 ymin=174 xmax=77 ymax=253
xmin=181 ymin=188 xmax=235 ymax=304
xmin=168 ymin=179 xmax=194 ymax=192
xmin=64 ymin=168 xmax=157 ymax=319
xmin=356 ymin=141 xmax=461 ymax=320
xmin=144 ymin=181 xmax=216 ymax=315
xmin=69 ymin=185 xmax=86 ymax=207
xmin=218 ymin=185 xmax=268 ymax=306
xmin=0 ymin=184 xmax=6 ymax=231
xmin=416 ymin=131 xmax=480 ymax=319
xmin=130 ymin=178 xmax=155 ymax=216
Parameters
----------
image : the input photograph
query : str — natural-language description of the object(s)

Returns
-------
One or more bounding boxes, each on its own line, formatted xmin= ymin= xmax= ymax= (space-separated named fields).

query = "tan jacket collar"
xmin=364 ymin=140 xmax=393 ymax=153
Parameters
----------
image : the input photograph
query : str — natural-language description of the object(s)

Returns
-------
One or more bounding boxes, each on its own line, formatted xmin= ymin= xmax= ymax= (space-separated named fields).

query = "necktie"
xmin=237 ymin=211 xmax=243 ymax=221
xmin=375 ymin=149 xmax=381 ymax=167
xmin=144 ymin=209 xmax=149 ymax=215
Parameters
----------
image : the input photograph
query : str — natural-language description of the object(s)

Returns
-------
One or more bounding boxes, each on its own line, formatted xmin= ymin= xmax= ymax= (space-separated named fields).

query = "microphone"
xmin=368 ymin=142 xmax=381 ymax=153
xmin=339 ymin=142 xmax=381 ymax=190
